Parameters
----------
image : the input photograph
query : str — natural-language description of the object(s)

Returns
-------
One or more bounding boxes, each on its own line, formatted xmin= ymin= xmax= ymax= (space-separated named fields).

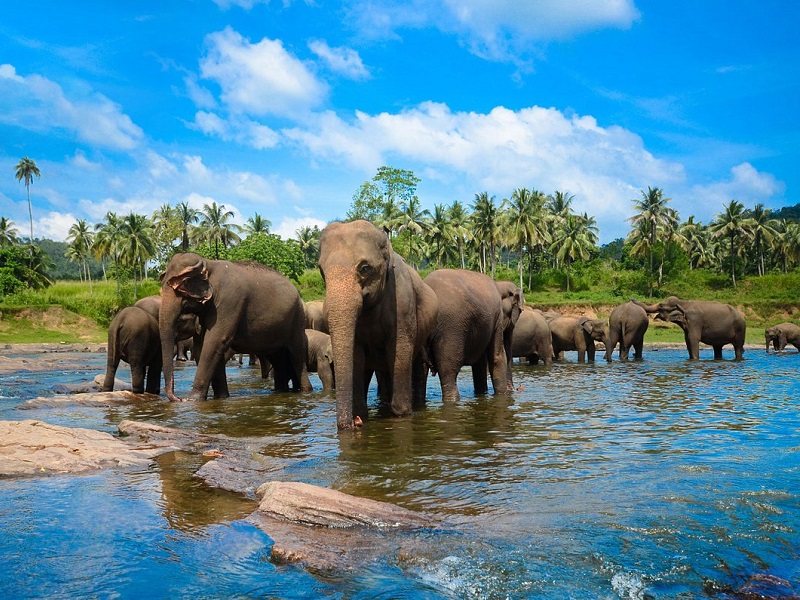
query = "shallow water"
xmin=0 ymin=348 xmax=798 ymax=598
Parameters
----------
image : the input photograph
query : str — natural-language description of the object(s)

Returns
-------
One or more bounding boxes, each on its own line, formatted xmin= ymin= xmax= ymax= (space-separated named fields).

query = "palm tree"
xmin=118 ymin=212 xmax=156 ymax=295
xmin=176 ymin=201 xmax=199 ymax=252
xmin=0 ymin=217 xmax=20 ymax=247
xmin=295 ymin=225 xmax=321 ymax=268
xmin=14 ymin=157 xmax=40 ymax=245
xmin=709 ymin=199 xmax=755 ymax=287
xmin=550 ymin=213 xmax=597 ymax=292
xmin=194 ymin=202 xmax=242 ymax=259
xmin=93 ymin=212 xmax=124 ymax=291
xmin=245 ymin=213 xmax=272 ymax=235
xmin=447 ymin=200 xmax=471 ymax=269
xmin=773 ymin=220 xmax=800 ymax=273
xmin=471 ymin=192 xmax=500 ymax=276
xmin=748 ymin=203 xmax=779 ymax=276
xmin=627 ymin=187 xmax=672 ymax=295
xmin=66 ymin=219 xmax=95 ymax=293
xmin=426 ymin=203 xmax=456 ymax=268
xmin=678 ymin=216 xmax=706 ymax=270
xmin=396 ymin=196 xmax=430 ymax=268
xmin=505 ymin=188 xmax=550 ymax=292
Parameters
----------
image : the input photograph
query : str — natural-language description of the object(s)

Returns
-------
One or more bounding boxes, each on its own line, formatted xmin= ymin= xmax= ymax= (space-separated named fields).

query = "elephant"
xmin=318 ymin=220 xmax=438 ymax=429
xmin=495 ymin=280 xmax=524 ymax=388
xmin=632 ymin=296 xmax=745 ymax=360
xmin=304 ymin=299 xmax=328 ymax=333
xmin=424 ymin=269 xmax=510 ymax=402
xmin=549 ymin=315 xmax=610 ymax=362
xmin=511 ymin=307 xmax=554 ymax=366
xmin=101 ymin=305 xmax=162 ymax=394
xmin=606 ymin=300 xmax=649 ymax=361
xmin=134 ymin=295 xmax=199 ymax=362
xmin=765 ymin=322 xmax=800 ymax=352
xmin=306 ymin=329 xmax=335 ymax=392
xmin=159 ymin=252 xmax=312 ymax=402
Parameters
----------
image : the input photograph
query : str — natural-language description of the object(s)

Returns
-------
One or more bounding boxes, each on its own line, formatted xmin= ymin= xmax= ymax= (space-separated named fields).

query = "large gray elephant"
xmin=135 ymin=295 xmax=199 ymax=361
xmin=304 ymin=299 xmax=328 ymax=333
xmin=101 ymin=306 xmax=161 ymax=394
xmin=306 ymin=329 xmax=335 ymax=392
xmin=549 ymin=315 xmax=610 ymax=362
xmin=159 ymin=252 xmax=312 ymax=402
xmin=424 ymin=269 xmax=510 ymax=402
xmin=632 ymin=296 xmax=745 ymax=360
xmin=606 ymin=300 xmax=649 ymax=361
xmin=495 ymin=280 xmax=524 ymax=389
xmin=318 ymin=220 xmax=438 ymax=429
xmin=765 ymin=322 xmax=800 ymax=352
xmin=511 ymin=307 xmax=554 ymax=366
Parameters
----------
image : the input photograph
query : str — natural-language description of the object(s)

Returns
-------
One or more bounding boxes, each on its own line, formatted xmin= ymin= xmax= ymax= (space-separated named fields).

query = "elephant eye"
xmin=357 ymin=262 xmax=373 ymax=278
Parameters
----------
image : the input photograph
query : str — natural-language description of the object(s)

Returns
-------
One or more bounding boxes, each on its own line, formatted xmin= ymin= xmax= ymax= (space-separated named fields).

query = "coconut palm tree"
xmin=118 ymin=212 xmax=156 ymax=295
xmin=446 ymin=200 xmax=471 ymax=269
xmin=14 ymin=157 xmax=40 ymax=245
xmin=245 ymin=213 xmax=272 ymax=236
xmin=627 ymin=187 xmax=672 ymax=295
xmin=748 ymin=203 xmax=779 ymax=276
xmin=471 ymin=192 xmax=500 ymax=276
xmin=709 ymin=199 xmax=755 ymax=287
xmin=505 ymin=188 xmax=550 ymax=292
xmin=396 ymin=196 xmax=430 ymax=268
xmin=176 ymin=201 xmax=199 ymax=252
xmin=549 ymin=213 xmax=597 ymax=292
xmin=773 ymin=220 xmax=800 ymax=273
xmin=426 ymin=203 xmax=457 ymax=268
xmin=0 ymin=217 xmax=20 ymax=247
xmin=93 ymin=212 xmax=124 ymax=291
xmin=194 ymin=202 xmax=242 ymax=259
xmin=295 ymin=225 xmax=321 ymax=268
xmin=66 ymin=219 xmax=95 ymax=293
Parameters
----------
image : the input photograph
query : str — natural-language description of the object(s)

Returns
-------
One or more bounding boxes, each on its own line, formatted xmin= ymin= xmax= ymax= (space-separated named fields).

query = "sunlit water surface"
xmin=0 ymin=348 xmax=798 ymax=598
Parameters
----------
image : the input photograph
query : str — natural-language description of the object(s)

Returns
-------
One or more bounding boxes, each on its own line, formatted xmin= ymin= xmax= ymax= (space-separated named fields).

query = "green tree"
xmin=347 ymin=166 xmax=420 ymax=235
xmin=118 ymin=212 xmax=156 ymax=296
xmin=471 ymin=192 xmax=500 ymax=276
xmin=549 ymin=213 xmax=597 ymax=292
xmin=295 ymin=224 xmax=321 ymax=268
xmin=65 ymin=219 xmax=95 ymax=293
xmin=93 ymin=212 xmax=124 ymax=292
xmin=245 ymin=213 xmax=272 ymax=235
xmin=627 ymin=186 xmax=672 ymax=295
xmin=505 ymin=188 xmax=550 ymax=292
xmin=194 ymin=202 xmax=242 ymax=259
xmin=226 ymin=232 xmax=305 ymax=281
xmin=747 ymin=203 xmax=779 ymax=276
xmin=14 ymin=157 xmax=40 ymax=245
xmin=447 ymin=200 xmax=471 ymax=269
xmin=426 ymin=203 xmax=457 ymax=268
xmin=0 ymin=217 xmax=20 ymax=248
xmin=709 ymin=199 xmax=755 ymax=287
xmin=396 ymin=196 xmax=430 ymax=268
xmin=176 ymin=201 xmax=199 ymax=252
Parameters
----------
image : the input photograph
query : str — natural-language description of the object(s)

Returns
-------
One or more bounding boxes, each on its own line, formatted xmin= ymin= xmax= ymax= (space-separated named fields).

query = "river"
xmin=0 ymin=347 xmax=798 ymax=598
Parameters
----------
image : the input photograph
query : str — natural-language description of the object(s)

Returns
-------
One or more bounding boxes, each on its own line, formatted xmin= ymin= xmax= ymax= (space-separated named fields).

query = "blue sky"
xmin=1 ymin=0 xmax=797 ymax=244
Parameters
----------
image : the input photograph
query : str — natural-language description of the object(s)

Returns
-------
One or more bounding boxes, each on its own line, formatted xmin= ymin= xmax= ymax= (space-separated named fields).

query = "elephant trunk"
xmin=630 ymin=299 xmax=658 ymax=313
xmin=158 ymin=291 xmax=183 ymax=402
xmin=324 ymin=269 xmax=364 ymax=430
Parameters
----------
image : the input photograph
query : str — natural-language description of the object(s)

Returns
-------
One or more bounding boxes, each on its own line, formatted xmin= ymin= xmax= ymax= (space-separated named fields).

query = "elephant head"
xmin=765 ymin=326 xmax=783 ymax=352
xmin=495 ymin=281 xmax=524 ymax=331
xmin=580 ymin=317 xmax=610 ymax=347
xmin=632 ymin=297 xmax=687 ymax=329
xmin=159 ymin=253 xmax=214 ymax=401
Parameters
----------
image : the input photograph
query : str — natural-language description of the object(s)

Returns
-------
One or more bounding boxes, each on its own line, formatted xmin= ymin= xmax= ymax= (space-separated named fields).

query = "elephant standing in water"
xmin=495 ymin=280 xmax=524 ymax=389
xmin=424 ymin=269 xmax=511 ymax=402
xmin=318 ymin=220 xmax=438 ymax=430
xmin=765 ymin=322 xmax=800 ymax=352
xmin=632 ymin=297 xmax=745 ymax=360
xmin=134 ymin=295 xmax=200 ymax=362
xmin=159 ymin=252 xmax=312 ymax=402
xmin=102 ymin=306 xmax=161 ymax=394
xmin=549 ymin=315 xmax=610 ymax=362
xmin=305 ymin=329 xmax=335 ymax=392
xmin=511 ymin=307 xmax=554 ymax=366
xmin=606 ymin=300 xmax=649 ymax=361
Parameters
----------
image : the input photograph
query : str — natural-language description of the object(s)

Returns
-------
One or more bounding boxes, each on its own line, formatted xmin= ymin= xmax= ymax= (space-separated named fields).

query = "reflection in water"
xmin=0 ymin=349 xmax=798 ymax=597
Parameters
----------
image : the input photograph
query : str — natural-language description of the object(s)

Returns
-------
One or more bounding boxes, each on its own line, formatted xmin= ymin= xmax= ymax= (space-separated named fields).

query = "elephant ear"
xmin=166 ymin=258 xmax=213 ymax=303
xmin=579 ymin=318 xmax=593 ymax=334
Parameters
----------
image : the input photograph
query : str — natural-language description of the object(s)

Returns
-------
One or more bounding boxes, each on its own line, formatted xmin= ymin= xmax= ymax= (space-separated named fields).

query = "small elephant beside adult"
xmin=606 ymin=300 xmax=649 ymax=361
xmin=318 ymin=220 xmax=438 ymax=429
xmin=511 ymin=307 xmax=554 ymax=366
xmin=159 ymin=252 xmax=312 ymax=402
xmin=424 ymin=269 xmax=512 ymax=402
xmin=134 ymin=295 xmax=200 ymax=362
xmin=632 ymin=296 xmax=745 ymax=360
xmin=495 ymin=281 xmax=524 ymax=386
xmin=765 ymin=322 xmax=800 ymax=353
xmin=306 ymin=329 xmax=335 ymax=392
xmin=101 ymin=306 xmax=161 ymax=394
xmin=304 ymin=300 xmax=328 ymax=333
xmin=549 ymin=315 xmax=610 ymax=362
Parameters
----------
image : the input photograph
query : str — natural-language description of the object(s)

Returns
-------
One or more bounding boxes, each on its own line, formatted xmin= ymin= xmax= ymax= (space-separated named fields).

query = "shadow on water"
xmin=1 ymin=348 xmax=799 ymax=598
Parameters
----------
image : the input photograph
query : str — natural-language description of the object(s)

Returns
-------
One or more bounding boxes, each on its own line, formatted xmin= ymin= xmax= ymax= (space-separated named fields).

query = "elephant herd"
xmin=103 ymin=219 xmax=798 ymax=431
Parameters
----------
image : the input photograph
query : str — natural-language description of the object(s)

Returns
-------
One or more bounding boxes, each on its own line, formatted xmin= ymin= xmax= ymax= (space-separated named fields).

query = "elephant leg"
xmin=145 ymin=357 xmax=162 ymax=394
xmin=209 ymin=357 xmax=230 ymax=398
xmin=318 ymin=361 xmax=334 ymax=393
xmin=472 ymin=358 xmax=489 ymax=395
xmin=633 ymin=341 xmax=644 ymax=360
xmin=576 ymin=344 xmax=586 ymax=363
xmin=101 ymin=357 xmax=120 ymax=392
xmin=352 ymin=349 xmax=369 ymax=423
xmin=713 ymin=345 xmax=724 ymax=360
xmin=619 ymin=344 xmax=630 ymax=361
xmin=685 ymin=333 xmax=700 ymax=360
xmin=260 ymin=357 xmax=272 ymax=379
xmin=586 ymin=343 xmax=596 ymax=362
xmin=411 ymin=356 xmax=428 ymax=410
xmin=130 ymin=363 xmax=146 ymax=394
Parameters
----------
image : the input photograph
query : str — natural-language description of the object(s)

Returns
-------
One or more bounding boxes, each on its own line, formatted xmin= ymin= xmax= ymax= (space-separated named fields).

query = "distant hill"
xmin=772 ymin=203 xmax=800 ymax=222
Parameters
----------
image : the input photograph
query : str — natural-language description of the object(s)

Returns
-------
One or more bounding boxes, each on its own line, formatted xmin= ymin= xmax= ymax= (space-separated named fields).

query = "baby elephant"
xmin=765 ymin=322 xmax=800 ymax=353
xmin=306 ymin=329 xmax=335 ymax=392
xmin=101 ymin=306 xmax=162 ymax=394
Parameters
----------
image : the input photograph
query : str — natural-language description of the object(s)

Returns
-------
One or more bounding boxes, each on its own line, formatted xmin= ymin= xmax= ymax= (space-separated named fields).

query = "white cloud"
xmin=0 ymin=63 xmax=143 ymax=150
xmin=308 ymin=40 xmax=370 ymax=80
xmin=190 ymin=110 xmax=280 ymax=149
xmin=36 ymin=211 xmax=76 ymax=241
xmin=199 ymin=27 xmax=327 ymax=118
xmin=275 ymin=216 xmax=328 ymax=240
xmin=687 ymin=162 xmax=785 ymax=222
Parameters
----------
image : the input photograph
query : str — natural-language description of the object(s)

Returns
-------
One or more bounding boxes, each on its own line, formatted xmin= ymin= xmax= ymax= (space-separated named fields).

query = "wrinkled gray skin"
xmin=549 ymin=315 xmax=610 ymax=362
xmin=318 ymin=220 xmax=438 ymax=430
xmin=102 ymin=306 xmax=162 ymax=394
xmin=632 ymin=296 xmax=745 ymax=360
xmin=606 ymin=301 xmax=649 ymax=361
xmin=424 ymin=269 xmax=509 ymax=402
xmin=304 ymin=300 xmax=328 ymax=333
xmin=306 ymin=329 xmax=335 ymax=392
xmin=134 ymin=295 xmax=200 ymax=362
xmin=159 ymin=252 xmax=312 ymax=402
xmin=495 ymin=280 xmax=524 ymax=389
xmin=765 ymin=322 xmax=800 ymax=353
xmin=511 ymin=307 xmax=554 ymax=366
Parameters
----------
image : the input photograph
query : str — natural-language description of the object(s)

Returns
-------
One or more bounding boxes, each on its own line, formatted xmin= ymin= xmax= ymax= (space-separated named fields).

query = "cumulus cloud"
xmin=308 ymin=40 xmax=370 ymax=80
xmin=274 ymin=216 xmax=328 ymax=240
xmin=687 ymin=162 xmax=785 ymax=222
xmin=191 ymin=110 xmax=280 ymax=149
xmin=199 ymin=27 xmax=327 ymax=118
xmin=0 ymin=63 xmax=144 ymax=150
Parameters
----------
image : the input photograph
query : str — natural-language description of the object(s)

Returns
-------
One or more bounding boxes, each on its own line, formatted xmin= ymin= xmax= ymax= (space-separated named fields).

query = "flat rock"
xmin=23 ymin=390 xmax=160 ymax=408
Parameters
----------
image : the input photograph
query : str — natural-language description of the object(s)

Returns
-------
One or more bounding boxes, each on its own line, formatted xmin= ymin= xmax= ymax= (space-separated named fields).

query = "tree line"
xmin=2 ymin=159 xmax=799 ymax=299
